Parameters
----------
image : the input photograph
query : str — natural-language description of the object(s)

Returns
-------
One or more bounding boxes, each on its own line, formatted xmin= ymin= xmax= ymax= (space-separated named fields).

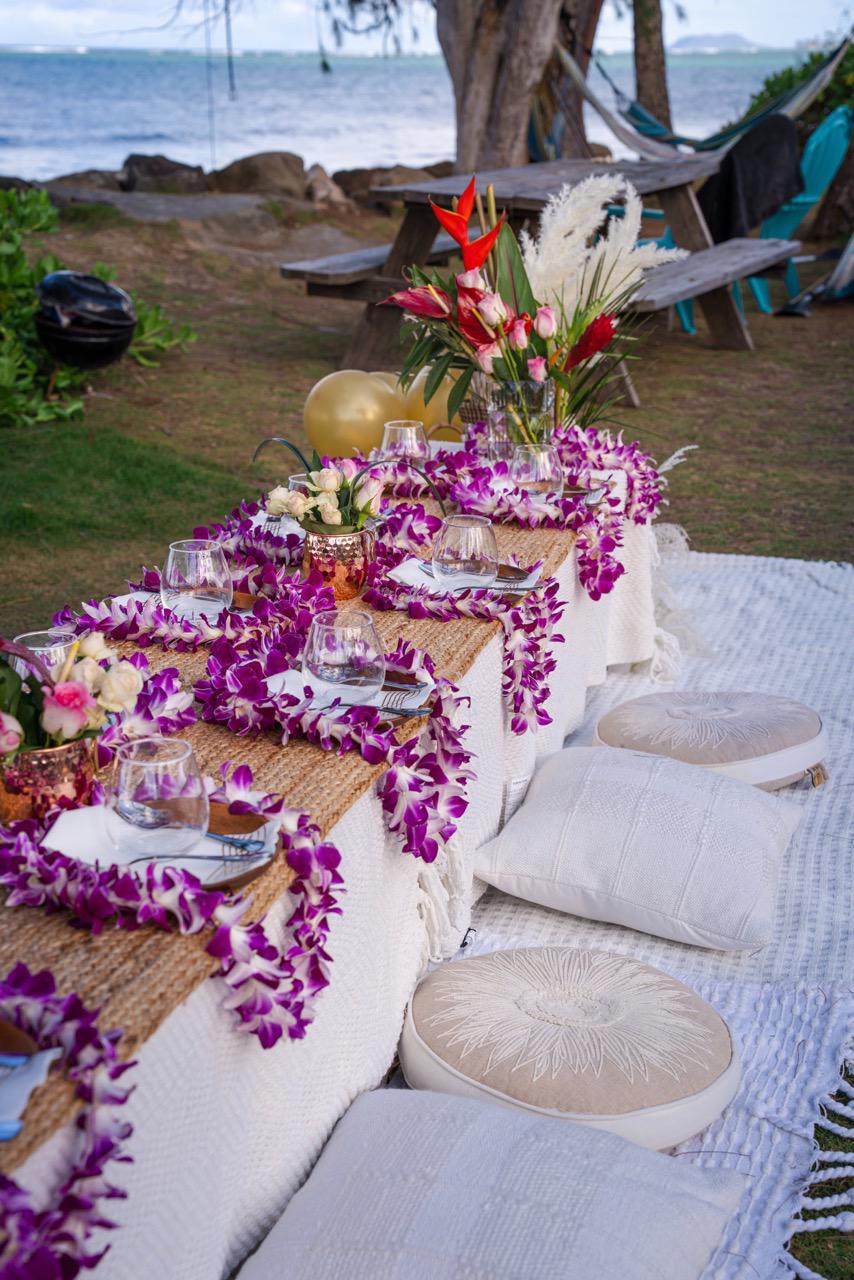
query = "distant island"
xmin=670 ymin=33 xmax=766 ymax=54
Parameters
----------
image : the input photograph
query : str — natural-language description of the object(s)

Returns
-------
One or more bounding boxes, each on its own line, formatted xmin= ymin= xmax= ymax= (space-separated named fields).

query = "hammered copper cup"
xmin=0 ymin=738 xmax=97 ymax=824
xmin=301 ymin=525 xmax=376 ymax=601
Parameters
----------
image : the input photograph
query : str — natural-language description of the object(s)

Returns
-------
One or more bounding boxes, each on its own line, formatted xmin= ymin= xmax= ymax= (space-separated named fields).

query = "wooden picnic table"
xmin=343 ymin=153 xmax=753 ymax=367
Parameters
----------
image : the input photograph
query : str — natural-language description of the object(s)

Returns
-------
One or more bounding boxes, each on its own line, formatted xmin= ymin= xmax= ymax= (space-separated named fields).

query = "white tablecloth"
xmin=18 ymin=524 xmax=656 ymax=1280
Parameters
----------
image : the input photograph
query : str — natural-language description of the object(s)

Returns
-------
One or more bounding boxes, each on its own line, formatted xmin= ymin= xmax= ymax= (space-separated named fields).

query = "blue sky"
xmin=0 ymin=0 xmax=850 ymax=53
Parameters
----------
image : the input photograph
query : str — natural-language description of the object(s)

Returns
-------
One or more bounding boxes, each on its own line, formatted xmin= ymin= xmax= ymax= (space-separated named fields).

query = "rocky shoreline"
xmin=0 ymin=149 xmax=455 ymax=215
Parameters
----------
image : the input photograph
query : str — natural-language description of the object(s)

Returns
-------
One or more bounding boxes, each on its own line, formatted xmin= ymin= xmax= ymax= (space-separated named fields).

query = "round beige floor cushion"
xmin=595 ymin=690 xmax=827 ymax=789
xmin=400 ymin=947 xmax=740 ymax=1151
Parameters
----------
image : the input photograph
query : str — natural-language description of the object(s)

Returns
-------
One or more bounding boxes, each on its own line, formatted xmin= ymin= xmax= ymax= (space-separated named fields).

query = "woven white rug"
xmin=470 ymin=549 xmax=854 ymax=1278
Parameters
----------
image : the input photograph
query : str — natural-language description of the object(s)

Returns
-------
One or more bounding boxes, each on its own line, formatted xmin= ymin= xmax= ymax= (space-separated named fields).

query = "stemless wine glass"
xmin=160 ymin=539 xmax=233 ymax=623
xmin=288 ymin=473 xmax=311 ymax=494
xmin=11 ymin=631 xmax=78 ymax=680
xmin=509 ymin=444 xmax=565 ymax=502
xmin=302 ymin=610 xmax=386 ymax=706
xmin=380 ymin=420 xmax=429 ymax=464
xmin=432 ymin=514 xmax=499 ymax=593
xmin=105 ymin=737 xmax=209 ymax=860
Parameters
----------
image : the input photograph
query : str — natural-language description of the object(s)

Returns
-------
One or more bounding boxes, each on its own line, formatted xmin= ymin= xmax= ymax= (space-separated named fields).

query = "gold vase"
xmin=0 ymin=738 xmax=97 ymax=824
xmin=301 ymin=524 xmax=376 ymax=601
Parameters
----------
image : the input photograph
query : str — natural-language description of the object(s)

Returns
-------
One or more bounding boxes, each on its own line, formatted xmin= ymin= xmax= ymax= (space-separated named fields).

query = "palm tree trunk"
xmin=632 ymin=0 xmax=672 ymax=131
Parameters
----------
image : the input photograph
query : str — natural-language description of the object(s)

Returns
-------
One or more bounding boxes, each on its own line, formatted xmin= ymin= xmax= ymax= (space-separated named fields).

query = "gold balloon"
xmin=303 ymin=370 xmax=407 ymax=457
xmin=368 ymin=370 xmax=402 ymax=392
xmin=403 ymin=367 xmax=464 ymax=441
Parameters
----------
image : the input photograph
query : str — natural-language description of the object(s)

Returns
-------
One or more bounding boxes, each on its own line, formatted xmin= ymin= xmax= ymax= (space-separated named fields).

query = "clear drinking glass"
xmin=509 ymin=444 xmax=565 ymax=501
xmin=302 ymin=609 xmax=386 ymax=706
xmin=486 ymin=380 xmax=555 ymax=459
xmin=432 ymin=514 xmax=499 ymax=592
xmin=11 ymin=631 xmax=78 ymax=680
xmin=160 ymin=539 xmax=233 ymax=623
xmin=288 ymin=473 xmax=311 ymax=494
xmin=105 ymin=737 xmax=209 ymax=860
xmin=380 ymin=420 xmax=429 ymax=463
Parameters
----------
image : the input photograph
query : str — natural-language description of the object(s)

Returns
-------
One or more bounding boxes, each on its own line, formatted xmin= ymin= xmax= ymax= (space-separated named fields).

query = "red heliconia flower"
xmin=564 ymin=313 xmax=617 ymax=370
xmin=430 ymin=176 xmax=506 ymax=272
xmin=383 ymin=284 xmax=452 ymax=317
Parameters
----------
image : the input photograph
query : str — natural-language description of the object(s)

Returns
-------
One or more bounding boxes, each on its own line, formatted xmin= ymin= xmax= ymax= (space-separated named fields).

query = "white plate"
xmin=388 ymin=557 xmax=542 ymax=597
xmin=267 ymin=666 xmax=431 ymax=712
xmin=45 ymin=805 xmax=277 ymax=889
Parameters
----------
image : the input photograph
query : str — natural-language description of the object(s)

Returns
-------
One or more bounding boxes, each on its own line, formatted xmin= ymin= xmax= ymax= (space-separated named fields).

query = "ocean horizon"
xmin=0 ymin=45 xmax=807 ymax=182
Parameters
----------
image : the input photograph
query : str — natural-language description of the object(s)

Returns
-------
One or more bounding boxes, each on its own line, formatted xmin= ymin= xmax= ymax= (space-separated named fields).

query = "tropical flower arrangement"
xmin=258 ymin=442 xmax=384 ymax=531
xmin=0 ymin=633 xmax=144 ymax=761
xmin=384 ymin=173 xmax=684 ymax=433
xmin=0 ymin=962 xmax=135 ymax=1279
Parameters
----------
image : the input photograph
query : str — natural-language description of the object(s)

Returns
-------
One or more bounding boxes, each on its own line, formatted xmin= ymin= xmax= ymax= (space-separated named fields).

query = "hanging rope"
xmin=202 ymin=0 xmax=217 ymax=168
xmin=224 ymin=0 xmax=237 ymax=100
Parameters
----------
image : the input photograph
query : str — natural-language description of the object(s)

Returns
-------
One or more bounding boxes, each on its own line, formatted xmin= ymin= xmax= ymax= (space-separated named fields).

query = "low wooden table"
xmin=343 ymin=154 xmax=754 ymax=367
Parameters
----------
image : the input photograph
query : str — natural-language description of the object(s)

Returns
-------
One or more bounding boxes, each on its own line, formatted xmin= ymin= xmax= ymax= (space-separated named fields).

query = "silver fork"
xmin=381 ymin=687 xmax=419 ymax=710
xmin=127 ymin=848 xmax=267 ymax=867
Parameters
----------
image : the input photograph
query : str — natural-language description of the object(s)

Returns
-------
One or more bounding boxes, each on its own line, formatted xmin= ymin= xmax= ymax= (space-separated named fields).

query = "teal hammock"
xmin=596 ymin=34 xmax=851 ymax=152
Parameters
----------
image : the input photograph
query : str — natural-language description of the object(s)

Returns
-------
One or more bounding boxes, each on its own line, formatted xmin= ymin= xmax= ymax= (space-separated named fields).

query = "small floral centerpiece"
xmin=384 ymin=174 xmax=684 ymax=442
xmin=0 ymin=632 xmax=143 ymax=820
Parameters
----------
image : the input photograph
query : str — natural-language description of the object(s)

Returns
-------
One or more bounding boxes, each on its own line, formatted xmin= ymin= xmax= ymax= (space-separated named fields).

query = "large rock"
xmin=119 ymin=154 xmax=207 ymax=194
xmin=305 ymin=163 xmax=350 ymax=206
xmin=51 ymin=168 xmax=121 ymax=190
xmin=209 ymin=151 xmax=305 ymax=197
xmin=332 ymin=164 xmax=435 ymax=208
xmin=425 ymin=160 xmax=455 ymax=178
xmin=0 ymin=175 xmax=35 ymax=191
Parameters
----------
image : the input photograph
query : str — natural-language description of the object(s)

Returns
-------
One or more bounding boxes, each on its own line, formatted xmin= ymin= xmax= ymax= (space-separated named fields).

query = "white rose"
xmin=284 ymin=490 xmax=315 ymax=520
xmin=354 ymin=475 xmax=383 ymax=516
xmin=265 ymin=485 xmax=292 ymax=517
xmin=69 ymin=656 xmax=105 ymax=691
xmin=78 ymin=632 xmax=115 ymax=662
xmin=317 ymin=502 xmax=342 ymax=526
xmin=97 ymin=661 xmax=144 ymax=714
xmin=309 ymin=467 xmax=343 ymax=494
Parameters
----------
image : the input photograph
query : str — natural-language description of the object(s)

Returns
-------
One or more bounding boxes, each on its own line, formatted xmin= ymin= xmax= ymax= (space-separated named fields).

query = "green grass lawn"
xmin=2 ymin=208 xmax=852 ymax=1275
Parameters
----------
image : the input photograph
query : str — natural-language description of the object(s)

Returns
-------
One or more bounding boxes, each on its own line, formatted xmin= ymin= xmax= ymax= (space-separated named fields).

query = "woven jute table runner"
xmin=1 ymin=521 xmax=575 ymax=1168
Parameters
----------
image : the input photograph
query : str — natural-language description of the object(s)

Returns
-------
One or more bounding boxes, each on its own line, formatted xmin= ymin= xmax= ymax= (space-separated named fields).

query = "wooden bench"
xmin=632 ymin=237 xmax=801 ymax=312
xmin=280 ymin=231 xmax=459 ymax=302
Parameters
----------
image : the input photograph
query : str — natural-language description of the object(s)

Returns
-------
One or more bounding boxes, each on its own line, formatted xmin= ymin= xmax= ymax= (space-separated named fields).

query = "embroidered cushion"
xmin=474 ymin=746 xmax=801 ymax=951
xmin=595 ymin=690 xmax=828 ymax=790
xmin=399 ymin=947 xmax=740 ymax=1151
xmin=239 ymin=1089 xmax=744 ymax=1279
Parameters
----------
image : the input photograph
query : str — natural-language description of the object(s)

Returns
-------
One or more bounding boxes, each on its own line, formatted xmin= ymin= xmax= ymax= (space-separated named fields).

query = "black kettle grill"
xmin=35 ymin=271 xmax=138 ymax=370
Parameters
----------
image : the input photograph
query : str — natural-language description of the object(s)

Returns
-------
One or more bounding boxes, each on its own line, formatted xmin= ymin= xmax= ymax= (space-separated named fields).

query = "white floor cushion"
xmin=595 ymin=690 xmax=828 ymax=789
xmin=399 ymin=946 xmax=740 ymax=1150
xmin=475 ymin=746 xmax=801 ymax=950
xmin=238 ymin=1089 xmax=744 ymax=1280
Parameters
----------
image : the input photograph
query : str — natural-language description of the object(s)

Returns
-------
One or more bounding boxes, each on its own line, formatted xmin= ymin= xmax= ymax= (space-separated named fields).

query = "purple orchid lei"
xmin=0 ymin=963 xmax=135 ymax=1280
xmin=195 ymin=634 xmax=472 ymax=865
xmin=0 ymin=762 xmax=343 ymax=1050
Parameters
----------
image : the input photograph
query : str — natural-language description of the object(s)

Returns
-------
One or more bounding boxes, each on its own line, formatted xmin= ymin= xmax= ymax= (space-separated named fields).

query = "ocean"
xmin=0 ymin=46 xmax=806 ymax=183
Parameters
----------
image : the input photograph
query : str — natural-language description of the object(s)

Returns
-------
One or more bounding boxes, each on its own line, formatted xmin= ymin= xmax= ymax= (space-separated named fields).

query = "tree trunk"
xmin=811 ymin=140 xmax=854 ymax=241
xmin=632 ymin=0 xmax=672 ymax=131
xmin=539 ymin=0 xmax=607 ymax=159
xmin=436 ymin=0 xmax=565 ymax=171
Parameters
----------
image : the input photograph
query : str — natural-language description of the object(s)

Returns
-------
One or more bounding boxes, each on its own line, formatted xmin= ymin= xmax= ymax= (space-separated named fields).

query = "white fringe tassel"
xmin=783 ymin=1076 xmax=854 ymax=1276
xmin=416 ymin=837 xmax=468 ymax=965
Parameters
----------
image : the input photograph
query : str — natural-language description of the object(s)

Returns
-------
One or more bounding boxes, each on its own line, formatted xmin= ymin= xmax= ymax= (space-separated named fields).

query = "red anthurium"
xmin=564 ymin=313 xmax=617 ymax=370
xmin=383 ymin=284 xmax=452 ymax=318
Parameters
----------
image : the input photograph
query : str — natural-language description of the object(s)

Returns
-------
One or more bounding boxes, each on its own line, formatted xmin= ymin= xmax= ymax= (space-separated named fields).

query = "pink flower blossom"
xmin=41 ymin=680 xmax=96 ymax=741
xmin=477 ymin=292 xmax=508 ymax=327
xmin=456 ymin=268 xmax=486 ymax=290
xmin=527 ymin=356 xmax=548 ymax=384
xmin=0 ymin=711 xmax=23 ymax=754
xmin=477 ymin=342 xmax=501 ymax=374
xmin=533 ymin=305 xmax=557 ymax=339
xmin=508 ymin=313 xmax=532 ymax=351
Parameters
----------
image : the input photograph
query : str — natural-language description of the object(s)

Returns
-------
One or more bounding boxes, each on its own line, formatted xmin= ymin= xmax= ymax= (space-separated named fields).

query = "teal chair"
xmin=747 ymin=105 xmax=853 ymax=312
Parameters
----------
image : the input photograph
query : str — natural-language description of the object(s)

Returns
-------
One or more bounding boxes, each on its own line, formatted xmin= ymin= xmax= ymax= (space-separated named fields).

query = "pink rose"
xmin=533 ymin=305 xmax=557 ymax=339
xmin=527 ymin=356 xmax=548 ymax=384
xmin=337 ymin=457 xmax=360 ymax=481
xmin=477 ymin=292 xmax=508 ymax=328
xmin=41 ymin=681 xmax=97 ymax=741
xmin=508 ymin=314 xmax=532 ymax=351
xmin=0 ymin=711 xmax=23 ymax=754
xmin=456 ymin=268 xmax=486 ymax=290
xmin=477 ymin=342 xmax=501 ymax=374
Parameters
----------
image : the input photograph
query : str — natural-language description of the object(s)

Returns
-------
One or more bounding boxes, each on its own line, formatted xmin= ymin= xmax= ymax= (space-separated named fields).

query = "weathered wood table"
xmin=340 ymin=154 xmax=758 ymax=366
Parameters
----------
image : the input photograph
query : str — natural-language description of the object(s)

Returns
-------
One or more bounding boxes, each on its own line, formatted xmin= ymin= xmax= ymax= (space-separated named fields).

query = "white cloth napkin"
xmin=267 ymin=666 xmax=432 ymax=712
xmin=388 ymin=557 xmax=542 ymax=597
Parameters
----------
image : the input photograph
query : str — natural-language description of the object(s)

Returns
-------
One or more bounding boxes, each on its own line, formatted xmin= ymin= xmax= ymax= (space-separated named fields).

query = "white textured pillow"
xmin=475 ymin=747 xmax=801 ymax=950
xmin=239 ymin=1090 xmax=744 ymax=1280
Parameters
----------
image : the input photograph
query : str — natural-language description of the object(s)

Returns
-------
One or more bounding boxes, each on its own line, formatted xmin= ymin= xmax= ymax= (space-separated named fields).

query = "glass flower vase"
xmin=0 ymin=737 xmax=97 ymax=824
xmin=301 ymin=524 xmax=376 ymax=601
xmin=484 ymin=379 xmax=556 ymax=460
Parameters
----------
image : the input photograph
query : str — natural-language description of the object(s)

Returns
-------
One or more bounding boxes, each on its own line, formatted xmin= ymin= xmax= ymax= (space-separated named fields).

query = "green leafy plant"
xmin=743 ymin=44 xmax=854 ymax=138
xmin=0 ymin=189 xmax=196 ymax=429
